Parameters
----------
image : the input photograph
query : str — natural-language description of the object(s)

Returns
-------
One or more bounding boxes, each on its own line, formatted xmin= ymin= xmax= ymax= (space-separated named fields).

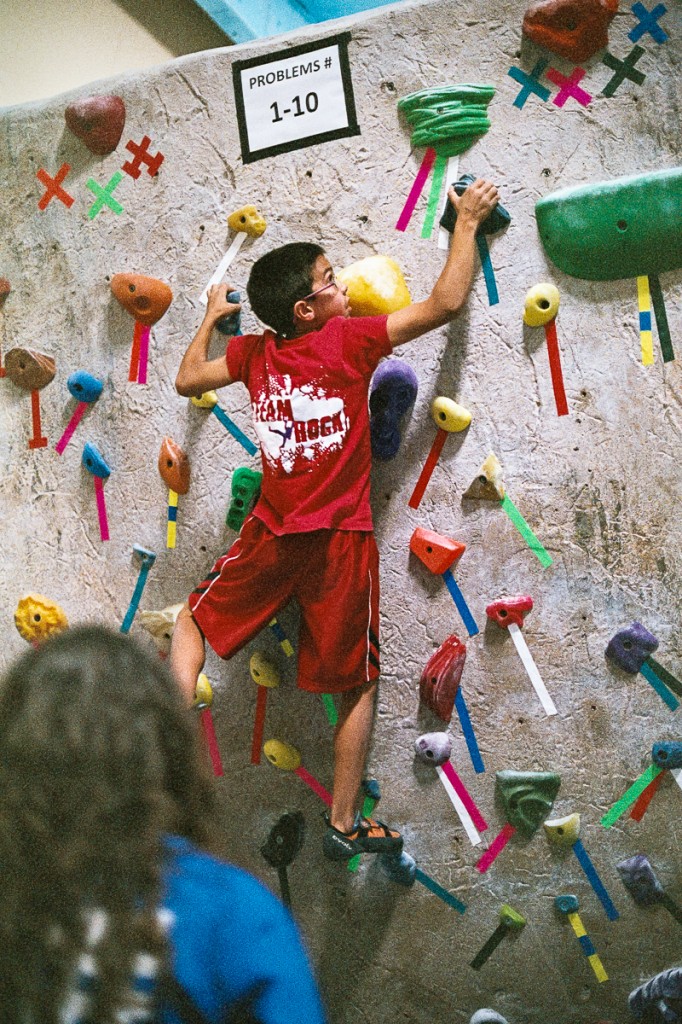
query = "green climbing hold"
xmin=496 ymin=770 xmax=561 ymax=837
xmin=535 ymin=167 xmax=682 ymax=281
xmin=397 ymin=84 xmax=495 ymax=157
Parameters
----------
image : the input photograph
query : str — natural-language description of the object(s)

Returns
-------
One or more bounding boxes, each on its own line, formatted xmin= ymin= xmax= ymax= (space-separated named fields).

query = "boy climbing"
xmin=173 ymin=178 xmax=499 ymax=861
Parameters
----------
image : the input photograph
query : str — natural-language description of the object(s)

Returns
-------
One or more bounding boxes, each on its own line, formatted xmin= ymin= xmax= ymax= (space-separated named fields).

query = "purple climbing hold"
xmin=606 ymin=621 xmax=659 ymax=674
xmin=629 ymin=966 xmax=682 ymax=1021
xmin=369 ymin=359 xmax=418 ymax=461
xmin=617 ymin=853 xmax=664 ymax=906
xmin=414 ymin=732 xmax=452 ymax=766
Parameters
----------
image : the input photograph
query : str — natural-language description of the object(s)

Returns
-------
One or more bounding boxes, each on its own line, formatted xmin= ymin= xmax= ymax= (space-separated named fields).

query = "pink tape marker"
xmin=476 ymin=823 xmax=516 ymax=873
xmin=396 ymin=148 xmax=437 ymax=232
xmin=440 ymin=762 xmax=487 ymax=831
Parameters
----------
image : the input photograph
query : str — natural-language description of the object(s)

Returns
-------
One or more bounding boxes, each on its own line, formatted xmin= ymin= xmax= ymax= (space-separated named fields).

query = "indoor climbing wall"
xmin=0 ymin=0 xmax=680 ymax=1020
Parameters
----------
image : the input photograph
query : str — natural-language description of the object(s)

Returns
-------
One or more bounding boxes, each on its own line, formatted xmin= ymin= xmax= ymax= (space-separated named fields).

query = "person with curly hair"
xmin=0 ymin=625 xmax=326 ymax=1024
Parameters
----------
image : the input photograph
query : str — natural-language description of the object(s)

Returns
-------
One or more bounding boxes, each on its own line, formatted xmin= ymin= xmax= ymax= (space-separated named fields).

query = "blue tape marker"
xmin=454 ymin=687 xmax=485 ymax=774
xmin=639 ymin=310 xmax=652 ymax=332
xmin=640 ymin=661 xmax=680 ymax=710
xmin=212 ymin=405 xmax=258 ymax=456
xmin=414 ymin=867 xmax=466 ymax=913
xmin=507 ymin=60 xmax=550 ymax=109
xmin=578 ymin=934 xmax=596 ymax=957
xmin=572 ymin=840 xmax=620 ymax=921
xmin=120 ymin=558 xmax=153 ymax=635
xmin=167 ymin=504 xmax=178 ymax=522
xmin=442 ymin=569 xmax=479 ymax=637
xmin=628 ymin=1 xmax=668 ymax=44
xmin=476 ymin=234 xmax=499 ymax=306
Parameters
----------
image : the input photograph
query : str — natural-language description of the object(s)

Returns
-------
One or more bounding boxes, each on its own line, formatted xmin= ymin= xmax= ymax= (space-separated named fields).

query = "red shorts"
xmin=188 ymin=516 xmax=380 ymax=693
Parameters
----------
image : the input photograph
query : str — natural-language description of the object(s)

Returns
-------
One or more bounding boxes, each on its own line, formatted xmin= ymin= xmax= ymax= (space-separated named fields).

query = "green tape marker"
xmin=347 ymin=795 xmax=376 ymax=873
xmin=321 ymin=693 xmax=338 ymax=727
xmin=500 ymin=494 xmax=553 ymax=567
xmin=649 ymin=274 xmax=675 ymax=363
xmin=601 ymin=763 xmax=663 ymax=828
xmin=421 ymin=155 xmax=447 ymax=239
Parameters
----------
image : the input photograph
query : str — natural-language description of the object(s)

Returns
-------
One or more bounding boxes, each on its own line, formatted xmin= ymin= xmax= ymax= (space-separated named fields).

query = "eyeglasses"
xmin=303 ymin=274 xmax=339 ymax=301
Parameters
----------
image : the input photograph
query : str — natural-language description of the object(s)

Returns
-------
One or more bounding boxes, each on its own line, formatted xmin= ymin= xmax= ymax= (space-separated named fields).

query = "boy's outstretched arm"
xmin=386 ymin=178 xmax=499 ymax=348
xmin=175 ymin=284 xmax=240 ymax=397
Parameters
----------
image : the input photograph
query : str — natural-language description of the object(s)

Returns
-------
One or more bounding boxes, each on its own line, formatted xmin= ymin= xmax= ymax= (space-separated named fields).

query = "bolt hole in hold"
xmin=617 ymin=219 xmax=628 ymax=232
xmin=426 ymin=750 xmax=434 ymax=758
xmin=499 ymin=609 xmax=508 ymax=618
xmin=34 ymin=614 xmax=41 ymax=622
xmin=240 ymin=216 xmax=246 ymax=224
xmin=129 ymin=284 xmax=136 ymax=292
xmin=426 ymin=546 xmax=433 ymax=553
xmin=478 ymin=475 xmax=487 ymax=485
xmin=167 ymin=460 xmax=173 ymax=469
xmin=566 ymin=20 xmax=577 ymax=29
xmin=439 ymin=412 xmax=446 ymax=421
xmin=623 ymin=640 xmax=632 ymax=650
xmin=557 ymin=826 xmax=564 ymax=835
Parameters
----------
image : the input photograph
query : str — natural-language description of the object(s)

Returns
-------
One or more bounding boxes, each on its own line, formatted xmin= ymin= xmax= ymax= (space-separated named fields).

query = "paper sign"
xmin=232 ymin=33 xmax=360 ymax=164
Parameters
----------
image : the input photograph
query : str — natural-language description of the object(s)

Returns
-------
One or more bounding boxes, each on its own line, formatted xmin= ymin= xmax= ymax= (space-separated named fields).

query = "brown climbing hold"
xmin=158 ymin=437 xmax=190 ymax=494
xmin=522 ymin=0 xmax=618 ymax=63
xmin=463 ymin=453 xmax=505 ymax=501
xmin=64 ymin=95 xmax=126 ymax=155
xmin=0 ymin=278 xmax=11 ymax=305
xmin=5 ymin=348 xmax=56 ymax=391
xmin=111 ymin=273 xmax=173 ymax=326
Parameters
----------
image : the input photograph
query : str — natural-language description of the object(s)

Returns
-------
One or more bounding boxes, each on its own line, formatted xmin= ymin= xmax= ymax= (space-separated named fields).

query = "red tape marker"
xmin=200 ymin=707 xmax=224 ymax=776
xmin=408 ymin=429 xmax=447 ymax=508
xmin=630 ymin=769 xmax=665 ymax=821
xmin=295 ymin=765 xmax=333 ymax=806
xmin=251 ymin=687 xmax=268 ymax=765
xmin=36 ymin=164 xmax=75 ymax=210
xmin=476 ymin=822 xmax=516 ymax=873
xmin=28 ymin=390 xmax=48 ymax=449
xmin=544 ymin=319 xmax=568 ymax=416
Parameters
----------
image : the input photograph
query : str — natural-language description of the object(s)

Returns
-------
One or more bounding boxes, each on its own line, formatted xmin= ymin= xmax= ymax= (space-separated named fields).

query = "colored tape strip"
xmin=251 ymin=686 xmax=268 ymax=765
xmin=572 ymin=840 xmax=619 ymax=921
xmin=588 ymin=953 xmax=609 ymax=983
xmin=120 ymin=559 xmax=153 ymax=635
xmin=28 ymin=390 xmax=47 ymax=449
xmin=442 ymin=569 xmax=479 ymax=637
xmin=475 ymin=234 xmax=499 ymax=306
xmin=544 ymin=319 xmax=569 ymax=417
xmin=129 ymin=321 xmax=142 ymax=382
xmin=476 ymin=822 xmax=516 ymax=873
xmin=648 ymin=275 xmax=674 ymax=362
xmin=438 ymin=155 xmax=460 ymax=250
xmin=436 ymin=766 xmax=482 ymax=846
xmin=421 ymin=155 xmax=448 ymax=239
xmin=200 ymin=232 xmax=247 ymax=304
xmin=636 ymin=276 xmax=654 ymax=366
xmin=500 ymin=493 xmax=553 ymax=567
xmin=321 ymin=693 xmax=338 ymax=727
xmin=167 ymin=489 xmax=179 ymax=550
xmin=268 ymin=617 xmax=295 ymax=657
xmin=640 ymin=661 xmax=680 ymax=710
xmin=508 ymin=623 xmax=557 ymax=716
xmin=470 ymin=923 xmax=506 ymax=969
xmin=295 ymin=765 xmax=333 ymax=806
xmin=396 ymin=147 xmax=437 ymax=232
xmin=646 ymin=656 xmax=682 ymax=697
xmin=567 ymin=911 xmax=587 ymax=939
xmin=454 ymin=687 xmax=485 ymax=774
xmin=630 ymin=769 xmax=665 ymax=821
xmin=601 ymin=763 xmax=663 ymax=827
xmin=55 ymin=401 xmax=87 ymax=455
xmin=408 ymin=428 xmax=447 ymax=508
xmin=93 ymin=477 xmax=110 ymax=542
xmin=211 ymin=405 xmax=258 ymax=456
xmin=440 ymin=761 xmax=488 ymax=832
xmin=137 ymin=323 xmax=150 ymax=384
xmin=201 ymin=707 xmax=224 ymax=776
xmin=414 ymin=867 xmax=466 ymax=914
xmin=672 ymin=768 xmax=682 ymax=794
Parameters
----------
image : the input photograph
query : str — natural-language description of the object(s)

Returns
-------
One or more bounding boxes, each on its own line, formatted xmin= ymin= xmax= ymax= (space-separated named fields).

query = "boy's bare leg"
xmin=170 ymin=604 xmax=206 ymax=706
xmin=330 ymin=680 xmax=377 ymax=833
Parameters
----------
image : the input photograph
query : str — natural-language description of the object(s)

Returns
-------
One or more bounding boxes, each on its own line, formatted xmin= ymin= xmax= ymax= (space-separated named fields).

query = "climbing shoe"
xmin=322 ymin=813 xmax=403 ymax=862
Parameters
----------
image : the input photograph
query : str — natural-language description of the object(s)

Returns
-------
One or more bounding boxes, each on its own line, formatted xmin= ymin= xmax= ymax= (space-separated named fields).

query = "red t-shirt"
xmin=226 ymin=315 xmax=392 ymax=535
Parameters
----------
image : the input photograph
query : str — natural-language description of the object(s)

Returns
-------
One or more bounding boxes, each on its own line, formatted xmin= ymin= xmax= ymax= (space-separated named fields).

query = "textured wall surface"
xmin=1 ymin=1 xmax=681 ymax=1020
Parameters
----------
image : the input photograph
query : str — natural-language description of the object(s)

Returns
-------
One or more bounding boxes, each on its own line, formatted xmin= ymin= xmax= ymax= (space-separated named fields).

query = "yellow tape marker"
xmin=568 ymin=912 xmax=586 ymax=938
xmin=588 ymin=953 xmax=608 ymax=983
xmin=167 ymin=488 xmax=179 ymax=549
xmin=637 ymin=275 xmax=654 ymax=366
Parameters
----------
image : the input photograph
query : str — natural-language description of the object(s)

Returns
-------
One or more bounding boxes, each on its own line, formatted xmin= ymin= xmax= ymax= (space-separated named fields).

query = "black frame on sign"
xmin=232 ymin=31 xmax=360 ymax=165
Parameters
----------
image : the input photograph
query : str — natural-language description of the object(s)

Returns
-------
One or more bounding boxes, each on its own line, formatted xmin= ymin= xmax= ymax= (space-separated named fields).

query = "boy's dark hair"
xmin=247 ymin=242 xmax=324 ymax=338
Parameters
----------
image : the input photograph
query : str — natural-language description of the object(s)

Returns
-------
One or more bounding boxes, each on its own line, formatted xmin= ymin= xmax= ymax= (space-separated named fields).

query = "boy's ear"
xmin=292 ymin=298 xmax=316 ymax=329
